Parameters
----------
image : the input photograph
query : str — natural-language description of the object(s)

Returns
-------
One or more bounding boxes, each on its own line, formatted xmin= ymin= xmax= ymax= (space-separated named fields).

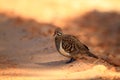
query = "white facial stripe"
xmin=57 ymin=32 xmax=62 ymax=36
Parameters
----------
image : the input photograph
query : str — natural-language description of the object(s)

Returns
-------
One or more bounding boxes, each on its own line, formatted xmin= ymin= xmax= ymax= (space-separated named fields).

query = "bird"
xmin=53 ymin=27 xmax=98 ymax=63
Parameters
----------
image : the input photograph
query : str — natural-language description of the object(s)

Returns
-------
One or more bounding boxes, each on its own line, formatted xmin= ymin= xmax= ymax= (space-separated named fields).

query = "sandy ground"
xmin=0 ymin=12 xmax=120 ymax=80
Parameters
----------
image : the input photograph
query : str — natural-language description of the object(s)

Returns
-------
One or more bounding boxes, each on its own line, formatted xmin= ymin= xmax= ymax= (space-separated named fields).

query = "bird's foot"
xmin=80 ymin=57 xmax=88 ymax=60
xmin=66 ymin=58 xmax=76 ymax=64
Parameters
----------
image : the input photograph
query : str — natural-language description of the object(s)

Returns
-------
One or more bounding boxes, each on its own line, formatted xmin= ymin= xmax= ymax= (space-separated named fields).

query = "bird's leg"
xmin=66 ymin=58 xmax=76 ymax=64
xmin=92 ymin=58 xmax=101 ymax=65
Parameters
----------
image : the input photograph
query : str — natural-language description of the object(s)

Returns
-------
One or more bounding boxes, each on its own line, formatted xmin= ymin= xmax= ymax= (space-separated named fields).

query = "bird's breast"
xmin=59 ymin=40 xmax=71 ymax=57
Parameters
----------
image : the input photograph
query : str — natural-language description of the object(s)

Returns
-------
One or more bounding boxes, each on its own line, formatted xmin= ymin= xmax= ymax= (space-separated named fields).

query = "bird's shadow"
xmin=35 ymin=60 xmax=67 ymax=67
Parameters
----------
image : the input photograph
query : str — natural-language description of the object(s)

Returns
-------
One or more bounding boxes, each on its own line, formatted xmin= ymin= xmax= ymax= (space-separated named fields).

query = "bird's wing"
xmin=72 ymin=35 xmax=89 ymax=50
xmin=83 ymin=44 xmax=89 ymax=50
xmin=61 ymin=35 xmax=89 ymax=54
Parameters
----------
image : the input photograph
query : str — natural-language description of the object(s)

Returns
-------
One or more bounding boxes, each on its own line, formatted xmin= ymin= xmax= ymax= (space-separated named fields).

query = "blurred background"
xmin=0 ymin=0 xmax=120 ymax=25
xmin=0 ymin=0 xmax=120 ymax=79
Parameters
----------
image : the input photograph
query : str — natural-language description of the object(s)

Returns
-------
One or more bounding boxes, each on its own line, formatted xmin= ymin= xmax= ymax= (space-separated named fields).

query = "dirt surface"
xmin=0 ymin=11 xmax=120 ymax=80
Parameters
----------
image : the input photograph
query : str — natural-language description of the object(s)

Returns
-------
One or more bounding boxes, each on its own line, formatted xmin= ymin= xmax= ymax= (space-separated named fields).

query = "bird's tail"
xmin=87 ymin=52 xmax=98 ymax=59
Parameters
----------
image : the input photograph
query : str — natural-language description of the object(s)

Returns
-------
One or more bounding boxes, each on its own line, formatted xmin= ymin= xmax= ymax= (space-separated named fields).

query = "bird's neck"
xmin=55 ymin=36 xmax=62 ymax=51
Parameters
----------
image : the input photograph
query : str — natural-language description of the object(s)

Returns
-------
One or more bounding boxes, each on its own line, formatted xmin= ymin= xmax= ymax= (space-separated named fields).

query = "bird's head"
xmin=53 ymin=27 xmax=63 ymax=37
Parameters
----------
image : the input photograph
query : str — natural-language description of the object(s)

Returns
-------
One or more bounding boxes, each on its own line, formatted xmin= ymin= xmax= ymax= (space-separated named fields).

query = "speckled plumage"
xmin=54 ymin=27 xmax=98 ymax=63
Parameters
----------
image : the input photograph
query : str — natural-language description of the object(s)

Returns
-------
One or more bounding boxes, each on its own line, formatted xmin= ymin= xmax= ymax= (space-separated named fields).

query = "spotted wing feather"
xmin=61 ymin=35 xmax=88 ymax=54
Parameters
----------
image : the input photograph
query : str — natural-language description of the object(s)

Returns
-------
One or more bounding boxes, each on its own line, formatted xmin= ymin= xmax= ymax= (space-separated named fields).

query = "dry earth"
xmin=0 ymin=11 xmax=120 ymax=80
